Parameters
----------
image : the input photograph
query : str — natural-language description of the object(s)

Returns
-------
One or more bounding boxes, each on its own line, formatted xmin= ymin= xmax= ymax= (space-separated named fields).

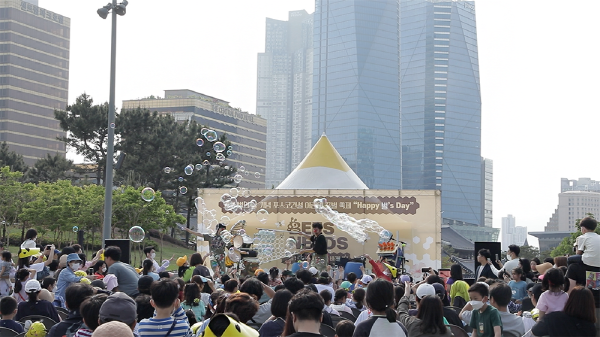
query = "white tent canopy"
xmin=276 ymin=134 xmax=368 ymax=190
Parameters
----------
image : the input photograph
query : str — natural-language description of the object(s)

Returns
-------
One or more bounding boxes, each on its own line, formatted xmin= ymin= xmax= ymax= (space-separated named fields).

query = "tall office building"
xmin=122 ymin=90 xmax=267 ymax=189
xmin=561 ymin=177 xmax=600 ymax=193
xmin=312 ymin=0 xmax=401 ymax=189
xmin=257 ymin=10 xmax=313 ymax=188
xmin=481 ymin=158 xmax=493 ymax=228
xmin=501 ymin=215 xmax=527 ymax=251
xmin=0 ymin=0 xmax=70 ymax=164
xmin=400 ymin=0 xmax=483 ymax=227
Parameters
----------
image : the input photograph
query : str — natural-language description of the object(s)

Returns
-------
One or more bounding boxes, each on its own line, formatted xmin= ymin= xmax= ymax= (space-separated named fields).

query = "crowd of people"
xmin=0 ymin=217 xmax=596 ymax=337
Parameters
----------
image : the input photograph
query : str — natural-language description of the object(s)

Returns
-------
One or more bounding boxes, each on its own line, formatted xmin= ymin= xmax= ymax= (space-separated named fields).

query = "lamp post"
xmin=98 ymin=0 xmax=128 ymax=247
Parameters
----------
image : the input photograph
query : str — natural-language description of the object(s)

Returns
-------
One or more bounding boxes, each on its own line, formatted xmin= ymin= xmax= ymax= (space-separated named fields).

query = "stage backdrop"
xmin=197 ymin=188 xmax=441 ymax=279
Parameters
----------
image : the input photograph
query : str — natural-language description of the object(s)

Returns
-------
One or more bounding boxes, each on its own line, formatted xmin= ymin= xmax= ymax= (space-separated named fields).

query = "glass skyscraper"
xmin=400 ymin=0 xmax=482 ymax=226
xmin=312 ymin=0 xmax=401 ymax=189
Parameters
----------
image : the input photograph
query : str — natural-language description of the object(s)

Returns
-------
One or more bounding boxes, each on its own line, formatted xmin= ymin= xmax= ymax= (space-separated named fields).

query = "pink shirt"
xmin=536 ymin=290 xmax=568 ymax=314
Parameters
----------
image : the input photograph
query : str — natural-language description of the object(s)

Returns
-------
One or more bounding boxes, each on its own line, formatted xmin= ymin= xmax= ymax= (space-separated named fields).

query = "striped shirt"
xmin=74 ymin=328 xmax=93 ymax=337
xmin=138 ymin=306 xmax=192 ymax=337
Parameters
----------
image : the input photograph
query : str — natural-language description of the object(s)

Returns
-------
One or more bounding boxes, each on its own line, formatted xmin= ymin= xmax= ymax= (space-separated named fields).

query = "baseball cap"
xmin=176 ymin=255 xmax=188 ymax=267
xmin=309 ymin=267 xmax=318 ymax=275
xmin=432 ymin=283 xmax=446 ymax=300
xmin=25 ymin=279 xmax=41 ymax=293
xmin=99 ymin=292 xmax=137 ymax=325
xmin=282 ymin=270 xmax=294 ymax=277
xmin=340 ymin=281 xmax=352 ymax=290
xmin=66 ymin=253 xmax=82 ymax=263
xmin=416 ymin=283 xmax=436 ymax=299
xmin=360 ymin=275 xmax=373 ymax=284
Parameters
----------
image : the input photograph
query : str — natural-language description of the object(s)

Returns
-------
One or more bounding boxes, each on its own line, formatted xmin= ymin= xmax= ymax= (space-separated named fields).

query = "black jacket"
xmin=476 ymin=264 xmax=497 ymax=279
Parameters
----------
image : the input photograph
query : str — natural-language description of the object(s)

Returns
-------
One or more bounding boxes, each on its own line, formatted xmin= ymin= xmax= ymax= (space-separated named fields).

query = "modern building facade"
xmin=0 ymin=0 xmax=70 ymax=164
xmin=481 ymin=157 xmax=493 ymax=228
xmin=501 ymin=215 xmax=527 ymax=251
xmin=561 ymin=177 xmax=600 ymax=193
xmin=122 ymin=90 xmax=267 ymax=189
xmin=312 ymin=0 xmax=401 ymax=189
xmin=257 ymin=10 xmax=313 ymax=188
xmin=544 ymin=190 xmax=600 ymax=232
xmin=400 ymin=0 xmax=483 ymax=228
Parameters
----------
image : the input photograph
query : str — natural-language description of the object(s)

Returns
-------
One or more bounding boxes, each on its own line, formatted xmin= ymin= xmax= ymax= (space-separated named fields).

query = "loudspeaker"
xmin=474 ymin=242 xmax=501 ymax=273
xmin=105 ymin=239 xmax=131 ymax=265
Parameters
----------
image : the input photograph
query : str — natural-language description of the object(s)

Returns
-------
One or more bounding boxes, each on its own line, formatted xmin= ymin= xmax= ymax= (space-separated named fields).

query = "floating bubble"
xmin=284 ymin=251 xmax=292 ymax=258
xmin=221 ymin=194 xmax=232 ymax=203
xmin=165 ymin=210 xmax=170 ymax=214
xmin=238 ymin=229 xmax=246 ymax=236
xmin=205 ymin=152 xmax=211 ymax=157
xmin=233 ymin=174 xmax=243 ymax=184
xmin=243 ymin=202 xmax=253 ymax=213
xmin=196 ymin=138 xmax=204 ymax=147
xmin=220 ymin=215 xmax=231 ymax=226
xmin=301 ymin=261 xmax=309 ymax=269
xmin=163 ymin=167 xmax=171 ymax=174
xmin=141 ymin=187 xmax=155 ymax=202
xmin=213 ymin=142 xmax=226 ymax=153
xmin=179 ymin=186 xmax=188 ymax=195
xmin=229 ymin=188 xmax=239 ymax=198
xmin=242 ymin=189 xmax=251 ymax=198
xmin=228 ymin=146 xmax=233 ymax=150
xmin=202 ymin=160 xmax=210 ymax=166
xmin=72 ymin=226 xmax=79 ymax=232
xmin=216 ymin=153 xmax=225 ymax=161
xmin=379 ymin=229 xmax=392 ymax=240
xmin=256 ymin=209 xmax=269 ymax=223
xmin=204 ymin=130 xmax=218 ymax=142
xmin=110 ymin=123 xmax=115 ymax=129
xmin=201 ymin=128 xmax=209 ymax=136
xmin=244 ymin=171 xmax=249 ymax=176
xmin=195 ymin=164 xmax=202 ymax=171
xmin=229 ymin=247 xmax=235 ymax=254
xmin=195 ymin=197 xmax=205 ymax=211
xmin=254 ymin=172 xmax=260 ymax=179
xmin=264 ymin=246 xmax=273 ymax=256
xmin=239 ymin=166 xmax=245 ymax=172
xmin=228 ymin=251 xmax=240 ymax=262
xmin=184 ymin=165 xmax=194 ymax=175
xmin=285 ymin=238 xmax=296 ymax=250
xmin=224 ymin=166 xmax=229 ymax=170
xmin=178 ymin=177 xmax=184 ymax=182
xmin=226 ymin=150 xmax=232 ymax=156
xmin=129 ymin=226 xmax=145 ymax=242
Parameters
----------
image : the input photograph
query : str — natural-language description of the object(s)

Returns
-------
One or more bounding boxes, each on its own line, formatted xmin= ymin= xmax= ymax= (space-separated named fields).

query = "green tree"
xmin=26 ymin=153 xmax=74 ymax=183
xmin=0 ymin=167 xmax=34 ymax=243
xmin=518 ymin=245 xmax=540 ymax=261
xmin=55 ymin=93 xmax=110 ymax=185
xmin=0 ymin=142 xmax=28 ymax=173
xmin=551 ymin=214 xmax=598 ymax=257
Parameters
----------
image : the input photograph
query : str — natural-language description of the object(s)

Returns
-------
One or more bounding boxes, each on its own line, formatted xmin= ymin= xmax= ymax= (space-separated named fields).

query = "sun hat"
xmin=416 ymin=283 xmax=436 ymax=299
xmin=176 ymin=255 xmax=188 ymax=267
xmin=360 ymin=275 xmax=373 ymax=284
xmin=340 ymin=281 xmax=352 ymax=290
xmin=535 ymin=262 xmax=553 ymax=276
xmin=66 ymin=253 xmax=82 ymax=263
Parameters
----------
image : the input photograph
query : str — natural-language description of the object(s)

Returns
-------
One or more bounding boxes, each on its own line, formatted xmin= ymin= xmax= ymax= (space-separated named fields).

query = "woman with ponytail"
xmin=353 ymin=279 xmax=408 ymax=337
xmin=15 ymin=279 xmax=59 ymax=322
xmin=13 ymin=268 xmax=36 ymax=304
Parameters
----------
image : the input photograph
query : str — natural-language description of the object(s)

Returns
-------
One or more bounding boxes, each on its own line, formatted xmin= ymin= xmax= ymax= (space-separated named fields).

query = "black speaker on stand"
xmin=105 ymin=239 xmax=131 ymax=265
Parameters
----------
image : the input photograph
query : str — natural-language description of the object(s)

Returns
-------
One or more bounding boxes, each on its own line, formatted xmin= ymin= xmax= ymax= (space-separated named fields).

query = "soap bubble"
xmin=229 ymin=188 xmax=239 ymax=198
xmin=221 ymin=194 xmax=232 ymax=203
xmin=201 ymin=128 xmax=209 ymax=136
xmin=141 ymin=187 xmax=155 ymax=202
xmin=213 ymin=142 xmax=226 ymax=152
xmin=301 ymin=261 xmax=309 ymax=269
xmin=238 ymin=229 xmax=246 ymax=236
xmin=239 ymin=166 xmax=245 ymax=172
xmin=179 ymin=186 xmax=188 ymax=195
xmin=195 ymin=164 xmax=202 ymax=171
xmin=202 ymin=160 xmax=210 ymax=166
xmin=244 ymin=171 xmax=249 ymax=176
xmin=205 ymin=152 xmax=211 ymax=157
xmin=72 ymin=226 xmax=79 ymax=232
xmin=163 ymin=167 xmax=171 ymax=174
xmin=284 ymin=251 xmax=292 ymax=258
xmin=110 ymin=123 xmax=115 ymax=128
xmin=263 ymin=246 xmax=273 ymax=256
xmin=379 ymin=229 xmax=392 ymax=240
xmin=196 ymin=138 xmax=204 ymax=146
xmin=195 ymin=197 xmax=205 ymax=211
xmin=184 ymin=165 xmax=194 ymax=175
xmin=216 ymin=153 xmax=225 ymax=161
xmin=129 ymin=226 xmax=145 ymax=242
xmin=233 ymin=174 xmax=243 ymax=184
xmin=204 ymin=130 xmax=218 ymax=142
xmin=285 ymin=238 xmax=296 ymax=250
xmin=226 ymin=150 xmax=232 ymax=156
xmin=256 ymin=209 xmax=269 ymax=223
xmin=228 ymin=251 xmax=240 ymax=262
xmin=220 ymin=216 xmax=231 ymax=226
xmin=254 ymin=172 xmax=261 ymax=179
xmin=229 ymin=247 xmax=235 ymax=254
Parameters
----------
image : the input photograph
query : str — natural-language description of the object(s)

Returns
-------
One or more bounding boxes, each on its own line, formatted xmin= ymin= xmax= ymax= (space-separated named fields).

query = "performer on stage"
xmin=300 ymin=222 xmax=328 ymax=273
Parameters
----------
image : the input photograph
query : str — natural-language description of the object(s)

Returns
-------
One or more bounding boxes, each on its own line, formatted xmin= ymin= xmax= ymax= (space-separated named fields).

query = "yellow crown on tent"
xmin=383 ymin=262 xmax=398 ymax=278
xmin=25 ymin=321 xmax=46 ymax=337
xmin=18 ymin=248 xmax=40 ymax=259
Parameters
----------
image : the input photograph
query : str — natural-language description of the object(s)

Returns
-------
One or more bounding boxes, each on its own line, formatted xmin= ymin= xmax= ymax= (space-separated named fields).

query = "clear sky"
xmin=43 ymin=0 xmax=600 ymax=247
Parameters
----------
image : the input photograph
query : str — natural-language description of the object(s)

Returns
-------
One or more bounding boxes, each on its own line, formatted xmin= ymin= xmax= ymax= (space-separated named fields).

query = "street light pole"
xmin=100 ymin=0 xmax=126 ymax=247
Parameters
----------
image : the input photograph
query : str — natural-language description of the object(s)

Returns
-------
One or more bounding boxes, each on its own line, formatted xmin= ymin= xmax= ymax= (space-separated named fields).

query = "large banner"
xmin=198 ymin=188 xmax=441 ymax=277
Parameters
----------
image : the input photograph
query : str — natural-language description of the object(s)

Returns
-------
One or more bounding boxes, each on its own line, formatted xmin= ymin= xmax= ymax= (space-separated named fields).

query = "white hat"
xmin=416 ymin=283 xmax=436 ymax=299
xmin=25 ymin=279 xmax=41 ymax=293
xmin=360 ymin=275 xmax=373 ymax=284
xmin=309 ymin=267 xmax=318 ymax=275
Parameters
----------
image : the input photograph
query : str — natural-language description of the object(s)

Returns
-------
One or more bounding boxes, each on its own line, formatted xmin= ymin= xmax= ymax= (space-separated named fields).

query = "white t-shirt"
xmin=577 ymin=232 xmax=600 ymax=267
xmin=501 ymin=258 xmax=520 ymax=274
